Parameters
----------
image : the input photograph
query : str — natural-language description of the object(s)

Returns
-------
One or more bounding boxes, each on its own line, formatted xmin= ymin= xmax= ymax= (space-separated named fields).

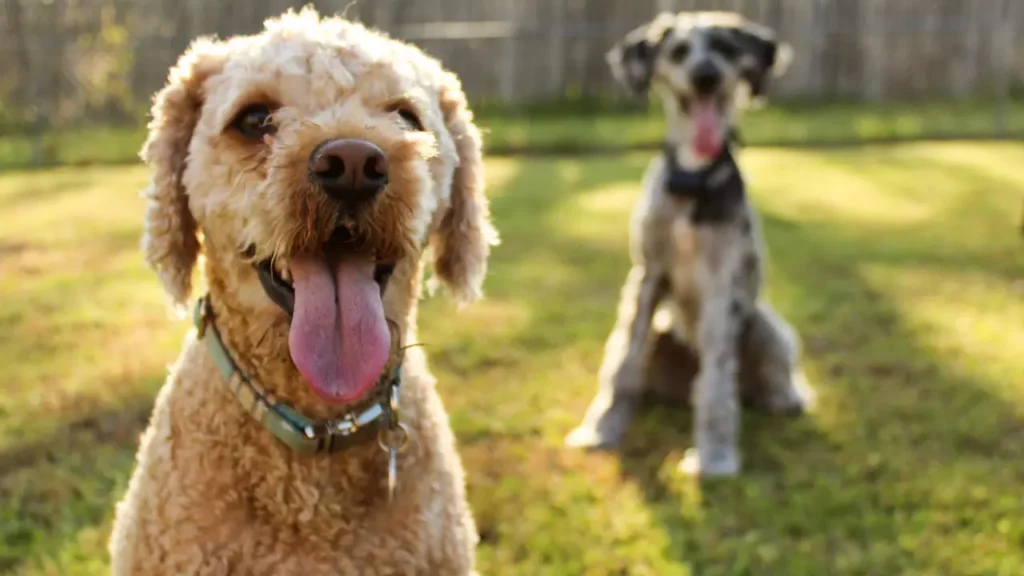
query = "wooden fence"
xmin=368 ymin=0 xmax=1023 ymax=104
xmin=0 ymin=0 xmax=1020 ymax=130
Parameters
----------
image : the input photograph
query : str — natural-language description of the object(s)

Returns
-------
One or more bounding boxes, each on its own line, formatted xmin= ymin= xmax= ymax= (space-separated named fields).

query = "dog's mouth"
xmin=253 ymin=229 xmax=396 ymax=318
xmin=679 ymin=94 xmax=728 ymax=159
xmin=249 ymin=228 xmax=397 ymax=405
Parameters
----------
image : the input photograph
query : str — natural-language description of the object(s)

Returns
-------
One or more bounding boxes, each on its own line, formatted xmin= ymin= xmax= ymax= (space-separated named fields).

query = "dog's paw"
xmin=565 ymin=393 xmax=637 ymax=450
xmin=766 ymin=372 xmax=816 ymax=417
xmin=678 ymin=447 xmax=741 ymax=478
xmin=564 ymin=424 xmax=621 ymax=450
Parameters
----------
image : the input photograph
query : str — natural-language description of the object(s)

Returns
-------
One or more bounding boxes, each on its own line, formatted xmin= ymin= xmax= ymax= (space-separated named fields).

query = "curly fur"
xmin=566 ymin=12 xmax=814 ymax=477
xmin=110 ymin=8 xmax=496 ymax=574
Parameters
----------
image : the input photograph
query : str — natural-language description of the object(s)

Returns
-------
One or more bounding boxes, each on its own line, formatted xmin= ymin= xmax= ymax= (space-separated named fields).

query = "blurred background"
xmin=0 ymin=0 xmax=1021 ymax=166
xmin=2 ymin=1 xmax=1023 ymax=575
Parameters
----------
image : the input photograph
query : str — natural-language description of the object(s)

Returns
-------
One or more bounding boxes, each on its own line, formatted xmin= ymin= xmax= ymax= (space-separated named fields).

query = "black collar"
xmin=663 ymin=136 xmax=745 ymax=224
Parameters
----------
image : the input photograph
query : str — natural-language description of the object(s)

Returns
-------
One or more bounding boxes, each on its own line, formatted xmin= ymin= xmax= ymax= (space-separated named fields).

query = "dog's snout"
xmin=309 ymin=138 xmax=389 ymax=203
xmin=690 ymin=61 xmax=722 ymax=95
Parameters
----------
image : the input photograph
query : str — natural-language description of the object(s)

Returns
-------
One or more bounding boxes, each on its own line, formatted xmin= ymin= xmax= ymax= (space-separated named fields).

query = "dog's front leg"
xmin=679 ymin=269 xmax=743 ymax=478
xmin=566 ymin=265 xmax=666 ymax=449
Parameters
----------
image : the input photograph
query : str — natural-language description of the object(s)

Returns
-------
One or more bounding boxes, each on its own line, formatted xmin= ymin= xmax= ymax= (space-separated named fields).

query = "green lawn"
xmin=2 ymin=141 xmax=1024 ymax=575
xmin=1 ymin=98 xmax=1022 ymax=168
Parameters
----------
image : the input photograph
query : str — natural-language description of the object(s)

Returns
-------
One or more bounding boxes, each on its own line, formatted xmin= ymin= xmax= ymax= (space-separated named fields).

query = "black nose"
xmin=690 ymin=61 xmax=722 ymax=95
xmin=309 ymin=138 xmax=389 ymax=203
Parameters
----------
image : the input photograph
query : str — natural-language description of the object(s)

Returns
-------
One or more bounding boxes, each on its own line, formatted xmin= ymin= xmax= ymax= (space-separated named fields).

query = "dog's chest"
xmin=665 ymin=214 xmax=745 ymax=311
xmin=667 ymin=217 xmax=704 ymax=314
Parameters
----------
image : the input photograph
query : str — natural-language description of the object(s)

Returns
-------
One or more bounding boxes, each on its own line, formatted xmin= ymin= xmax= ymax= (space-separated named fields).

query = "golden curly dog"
xmin=108 ymin=8 xmax=497 ymax=575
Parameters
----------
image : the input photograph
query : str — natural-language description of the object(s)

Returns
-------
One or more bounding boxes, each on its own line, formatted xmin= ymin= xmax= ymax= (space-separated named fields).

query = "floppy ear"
xmin=732 ymin=20 xmax=792 ymax=97
xmin=140 ymin=39 xmax=223 ymax=311
xmin=606 ymin=12 xmax=676 ymax=96
xmin=429 ymin=74 xmax=499 ymax=304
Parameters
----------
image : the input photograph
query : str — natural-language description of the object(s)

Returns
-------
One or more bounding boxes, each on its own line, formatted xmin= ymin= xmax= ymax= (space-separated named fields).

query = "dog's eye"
xmin=395 ymin=108 xmax=424 ymax=131
xmin=669 ymin=43 xmax=690 ymax=63
xmin=709 ymin=36 xmax=739 ymax=60
xmin=231 ymin=104 xmax=276 ymax=139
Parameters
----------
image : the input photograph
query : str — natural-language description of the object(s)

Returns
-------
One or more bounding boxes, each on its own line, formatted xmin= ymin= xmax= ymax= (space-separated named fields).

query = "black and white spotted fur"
xmin=566 ymin=11 xmax=815 ymax=477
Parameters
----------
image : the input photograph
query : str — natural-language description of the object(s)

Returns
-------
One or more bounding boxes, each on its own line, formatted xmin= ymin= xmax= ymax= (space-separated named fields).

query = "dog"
xmin=565 ymin=11 xmax=815 ymax=477
xmin=108 ymin=8 xmax=497 ymax=574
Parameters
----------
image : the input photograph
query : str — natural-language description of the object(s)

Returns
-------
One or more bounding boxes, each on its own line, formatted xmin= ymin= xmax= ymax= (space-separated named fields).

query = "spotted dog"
xmin=566 ymin=12 xmax=815 ymax=477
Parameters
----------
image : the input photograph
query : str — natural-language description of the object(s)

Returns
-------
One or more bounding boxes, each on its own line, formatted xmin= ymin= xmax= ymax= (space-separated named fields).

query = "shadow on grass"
xmin=609 ymin=152 xmax=1024 ymax=573
xmin=0 ymin=390 xmax=154 ymax=483
xmin=0 ymin=381 xmax=159 ymax=574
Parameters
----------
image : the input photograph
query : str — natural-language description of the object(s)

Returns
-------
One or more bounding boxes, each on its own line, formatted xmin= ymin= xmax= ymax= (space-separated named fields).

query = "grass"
xmin=479 ymin=98 xmax=1024 ymax=153
xmin=1 ymin=98 xmax=1022 ymax=168
xmin=2 ymin=139 xmax=1024 ymax=574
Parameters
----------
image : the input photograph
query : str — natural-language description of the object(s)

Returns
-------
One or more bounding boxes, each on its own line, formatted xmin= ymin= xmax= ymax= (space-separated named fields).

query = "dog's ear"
xmin=140 ymin=39 xmax=224 ymax=311
xmin=731 ymin=20 xmax=792 ymax=97
xmin=607 ymin=12 xmax=676 ymax=96
xmin=429 ymin=75 xmax=499 ymax=305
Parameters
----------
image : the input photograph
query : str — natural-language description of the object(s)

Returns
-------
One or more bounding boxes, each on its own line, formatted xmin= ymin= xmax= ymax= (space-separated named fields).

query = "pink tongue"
xmin=692 ymin=99 xmax=724 ymax=159
xmin=288 ymin=253 xmax=391 ymax=404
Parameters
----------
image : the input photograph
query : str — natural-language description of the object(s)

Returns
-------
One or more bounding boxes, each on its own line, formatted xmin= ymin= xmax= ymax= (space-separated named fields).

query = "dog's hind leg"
xmin=566 ymin=265 xmax=667 ymax=449
xmin=742 ymin=301 xmax=816 ymax=415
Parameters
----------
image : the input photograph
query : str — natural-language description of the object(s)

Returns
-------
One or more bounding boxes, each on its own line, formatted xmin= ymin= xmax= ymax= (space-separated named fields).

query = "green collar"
xmin=192 ymin=295 xmax=403 ymax=456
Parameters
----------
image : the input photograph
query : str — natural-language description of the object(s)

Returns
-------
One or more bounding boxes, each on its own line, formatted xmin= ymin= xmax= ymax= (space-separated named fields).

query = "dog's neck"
xmin=184 ymin=251 xmax=432 ymax=519
xmin=201 ymin=247 xmax=423 ymax=423
xmin=659 ymin=97 xmax=746 ymax=225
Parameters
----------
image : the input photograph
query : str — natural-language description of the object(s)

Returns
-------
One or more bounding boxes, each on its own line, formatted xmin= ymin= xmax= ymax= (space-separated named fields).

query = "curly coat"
xmin=109 ymin=8 xmax=496 ymax=575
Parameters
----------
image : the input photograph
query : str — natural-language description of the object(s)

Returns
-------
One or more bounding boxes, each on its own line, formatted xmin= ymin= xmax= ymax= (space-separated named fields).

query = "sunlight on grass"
xmin=914 ymin=142 xmax=1024 ymax=187
xmin=862 ymin=265 xmax=1024 ymax=408
xmin=0 ymin=165 xmax=181 ymax=456
xmin=744 ymin=149 xmax=937 ymax=227
xmin=574 ymin=183 xmax=640 ymax=215
xmin=556 ymin=182 xmax=638 ymax=249
xmin=3 ymin=141 xmax=1024 ymax=574
xmin=479 ymin=157 xmax=519 ymax=197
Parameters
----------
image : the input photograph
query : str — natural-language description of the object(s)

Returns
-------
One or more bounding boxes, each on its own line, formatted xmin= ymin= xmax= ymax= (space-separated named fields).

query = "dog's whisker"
xmin=340 ymin=0 xmax=359 ymax=18
xmin=229 ymin=165 xmax=257 ymax=197
xmin=254 ymin=324 xmax=275 ymax=350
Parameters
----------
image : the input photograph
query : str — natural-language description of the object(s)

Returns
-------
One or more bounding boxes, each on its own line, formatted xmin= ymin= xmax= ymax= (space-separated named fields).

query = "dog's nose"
xmin=309 ymin=138 xmax=389 ymax=203
xmin=690 ymin=61 xmax=722 ymax=95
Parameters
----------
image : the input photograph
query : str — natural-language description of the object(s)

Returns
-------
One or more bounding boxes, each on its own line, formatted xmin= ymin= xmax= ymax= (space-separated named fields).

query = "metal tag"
xmin=387 ymin=446 xmax=398 ymax=503
xmin=378 ymin=422 xmax=410 ymax=504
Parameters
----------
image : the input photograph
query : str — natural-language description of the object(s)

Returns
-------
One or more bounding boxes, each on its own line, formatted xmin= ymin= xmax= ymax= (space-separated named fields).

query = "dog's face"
xmin=140 ymin=8 xmax=496 ymax=405
xmin=608 ymin=12 xmax=791 ymax=158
